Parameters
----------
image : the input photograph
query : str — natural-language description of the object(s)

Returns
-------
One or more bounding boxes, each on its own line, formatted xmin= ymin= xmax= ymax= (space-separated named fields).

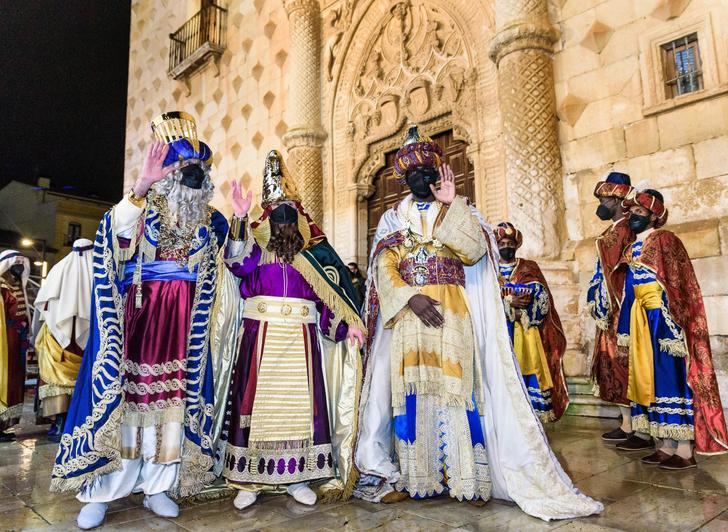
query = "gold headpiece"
xmin=151 ymin=111 xmax=201 ymax=152
xmin=261 ymin=150 xmax=300 ymax=207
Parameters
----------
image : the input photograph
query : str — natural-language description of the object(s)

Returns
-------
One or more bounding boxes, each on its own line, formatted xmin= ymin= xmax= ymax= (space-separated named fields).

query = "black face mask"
xmin=9 ymin=265 xmax=24 ymax=279
xmin=629 ymin=213 xmax=651 ymax=233
xmin=406 ymin=168 xmax=438 ymax=200
xmin=179 ymin=165 xmax=207 ymax=190
xmin=596 ymin=204 xmax=614 ymax=221
xmin=499 ymin=247 xmax=516 ymax=262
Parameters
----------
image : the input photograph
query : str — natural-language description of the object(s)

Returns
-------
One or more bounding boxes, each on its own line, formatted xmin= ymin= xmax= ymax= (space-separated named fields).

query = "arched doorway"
xmin=366 ymin=129 xmax=475 ymax=253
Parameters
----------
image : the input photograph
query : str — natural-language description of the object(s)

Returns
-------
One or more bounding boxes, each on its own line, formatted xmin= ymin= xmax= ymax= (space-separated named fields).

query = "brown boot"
xmin=381 ymin=491 xmax=409 ymax=504
xmin=659 ymin=455 xmax=697 ymax=471
xmin=640 ymin=450 xmax=672 ymax=465
xmin=616 ymin=435 xmax=654 ymax=451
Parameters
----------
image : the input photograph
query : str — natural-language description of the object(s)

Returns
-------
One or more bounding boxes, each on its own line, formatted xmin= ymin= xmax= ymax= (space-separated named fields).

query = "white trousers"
xmin=77 ymin=425 xmax=180 ymax=503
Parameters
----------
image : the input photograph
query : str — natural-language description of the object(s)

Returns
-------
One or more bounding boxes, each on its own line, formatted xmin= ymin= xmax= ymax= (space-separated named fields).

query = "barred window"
xmin=661 ymin=33 xmax=703 ymax=99
xmin=66 ymin=222 xmax=82 ymax=245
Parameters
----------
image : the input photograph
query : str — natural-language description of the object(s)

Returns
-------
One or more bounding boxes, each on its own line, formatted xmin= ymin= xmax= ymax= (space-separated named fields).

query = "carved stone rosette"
xmin=283 ymin=0 xmax=327 ymax=223
xmin=489 ymin=0 xmax=563 ymax=259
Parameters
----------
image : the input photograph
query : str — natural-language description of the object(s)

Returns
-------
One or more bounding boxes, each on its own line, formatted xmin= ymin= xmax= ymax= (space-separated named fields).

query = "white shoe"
xmin=144 ymin=492 xmax=180 ymax=518
xmin=286 ymin=482 xmax=317 ymax=506
xmin=233 ymin=490 xmax=258 ymax=510
xmin=77 ymin=502 xmax=108 ymax=530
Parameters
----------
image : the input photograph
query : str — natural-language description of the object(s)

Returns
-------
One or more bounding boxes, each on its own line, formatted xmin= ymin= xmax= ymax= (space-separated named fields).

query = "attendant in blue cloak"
xmin=51 ymin=112 xmax=228 ymax=529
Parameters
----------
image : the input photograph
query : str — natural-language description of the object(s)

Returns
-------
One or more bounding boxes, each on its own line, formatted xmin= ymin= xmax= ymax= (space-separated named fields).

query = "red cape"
xmin=634 ymin=230 xmax=728 ymax=454
xmin=592 ymin=218 xmax=634 ymax=405
xmin=510 ymin=259 xmax=569 ymax=420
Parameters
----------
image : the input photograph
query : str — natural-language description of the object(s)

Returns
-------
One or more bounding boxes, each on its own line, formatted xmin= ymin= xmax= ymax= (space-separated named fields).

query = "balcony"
xmin=168 ymin=3 xmax=227 ymax=81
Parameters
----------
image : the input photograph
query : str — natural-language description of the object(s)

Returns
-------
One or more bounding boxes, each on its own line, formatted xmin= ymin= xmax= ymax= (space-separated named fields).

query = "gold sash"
xmin=627 ymin=281 xmax=662 ymax=407
xmin=513 ymin=322 xmax=553 ymax=392
xmin=245 ymin=296 xmax=317 ymax=448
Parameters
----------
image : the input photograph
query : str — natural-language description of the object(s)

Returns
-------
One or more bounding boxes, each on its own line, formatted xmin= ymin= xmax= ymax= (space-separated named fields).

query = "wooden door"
xmin=366 ymin=129 xmax=474 ymax=253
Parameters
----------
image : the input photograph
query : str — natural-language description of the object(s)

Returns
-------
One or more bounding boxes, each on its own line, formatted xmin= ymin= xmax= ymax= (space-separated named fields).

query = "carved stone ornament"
xmin=345 ymin=0 xmax=478 ymax=187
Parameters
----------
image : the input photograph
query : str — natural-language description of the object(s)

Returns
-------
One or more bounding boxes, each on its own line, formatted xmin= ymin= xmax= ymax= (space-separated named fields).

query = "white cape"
xmin=355 ymin=196 xmax=603 ymax=521
xmin=33 ymin=239 xmax=93 ymax=349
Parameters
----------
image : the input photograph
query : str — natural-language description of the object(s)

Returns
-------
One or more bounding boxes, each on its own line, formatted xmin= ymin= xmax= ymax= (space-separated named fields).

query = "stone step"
xmin=566 ymin=395 xmax=620 ymax=419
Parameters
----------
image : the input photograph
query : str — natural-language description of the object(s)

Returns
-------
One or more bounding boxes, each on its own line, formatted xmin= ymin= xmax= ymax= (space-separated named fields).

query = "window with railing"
xmin=168 ymin=2 xmax=227 ymax=79
xmin=661 ymin=33 xmax=703 ymax=99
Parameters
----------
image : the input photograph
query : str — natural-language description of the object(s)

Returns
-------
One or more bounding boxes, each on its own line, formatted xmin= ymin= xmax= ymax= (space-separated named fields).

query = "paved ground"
xmin=2 ymin=402 xmax=728 ymax=531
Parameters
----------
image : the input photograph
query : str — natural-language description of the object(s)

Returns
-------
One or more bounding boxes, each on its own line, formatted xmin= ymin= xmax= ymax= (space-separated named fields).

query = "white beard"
xmin=153 ymin=168 xmax=214 ymax=228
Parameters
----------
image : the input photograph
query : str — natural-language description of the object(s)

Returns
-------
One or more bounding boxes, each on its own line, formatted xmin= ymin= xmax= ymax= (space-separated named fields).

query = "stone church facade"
xmin=123 ymin=0 xmax=728 ymax=415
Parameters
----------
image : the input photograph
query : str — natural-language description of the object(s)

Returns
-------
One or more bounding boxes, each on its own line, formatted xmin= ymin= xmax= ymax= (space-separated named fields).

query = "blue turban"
xmin=163 ymin=138 xmax=213 ymax=167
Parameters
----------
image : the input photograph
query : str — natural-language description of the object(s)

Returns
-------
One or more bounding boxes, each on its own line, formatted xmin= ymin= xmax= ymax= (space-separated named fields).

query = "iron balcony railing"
xmin=168 ymin=3 xmax=227 ymax=77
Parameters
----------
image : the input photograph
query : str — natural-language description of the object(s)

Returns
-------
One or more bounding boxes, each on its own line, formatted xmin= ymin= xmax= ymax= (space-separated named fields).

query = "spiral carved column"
xmin=489 ymin=0 xmax=563 ymax=258
xmin=283 ymin=0 xmax=327 ymax=224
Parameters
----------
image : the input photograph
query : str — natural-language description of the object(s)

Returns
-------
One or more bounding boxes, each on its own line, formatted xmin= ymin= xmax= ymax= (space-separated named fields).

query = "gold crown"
xmin=151 ymin=111 xmax=200 ymax=152
xmin=262 ymin=150 xmax=300 ymax=207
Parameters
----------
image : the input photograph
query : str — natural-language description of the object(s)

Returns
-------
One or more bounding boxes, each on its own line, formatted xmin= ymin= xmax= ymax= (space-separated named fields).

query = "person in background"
xmin=0 ymin=250 xmax=31 ymax=442
xmin=586 ymin=171 xmax=635 ymax=444
xmin=614 ymin=188 xmax=728 ymax=468
xmin=34 ymin=239 xmax=94 ymax=442
xmin=347 ymin=262 xmax=366 ymax=306
xmin=495 ymin=222 xmax=568 ymax=423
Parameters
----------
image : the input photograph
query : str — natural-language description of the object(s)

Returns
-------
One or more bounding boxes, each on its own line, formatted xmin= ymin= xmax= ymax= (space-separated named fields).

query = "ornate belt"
xmin=399 ymin=255 xmax=465 ymax=287
xmin=243 ymin=295 xmax=318 ymax=324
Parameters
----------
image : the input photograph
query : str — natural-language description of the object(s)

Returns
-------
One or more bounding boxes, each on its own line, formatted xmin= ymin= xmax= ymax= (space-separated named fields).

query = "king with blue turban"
xmin=52 ymin=112 xmax=228 ymax=529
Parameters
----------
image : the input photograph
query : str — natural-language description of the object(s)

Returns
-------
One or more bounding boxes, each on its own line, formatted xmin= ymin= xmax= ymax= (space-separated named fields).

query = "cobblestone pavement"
xmin=2 ymin=401 xmax=728 ymax=531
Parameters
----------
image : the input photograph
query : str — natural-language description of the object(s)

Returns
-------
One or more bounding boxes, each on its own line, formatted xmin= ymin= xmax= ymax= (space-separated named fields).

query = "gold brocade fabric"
xmin=376 ymin=197 xmax=488 ymax=412
xmin=513 ymin=322 xmax=553 ymax=392
xmin=36 ymin=323 xmax=81 ymax=389
xmin=627 ymin=281 xmax=662 ymax=407
xmin=246 ymin=296 xmax=317 ymax=447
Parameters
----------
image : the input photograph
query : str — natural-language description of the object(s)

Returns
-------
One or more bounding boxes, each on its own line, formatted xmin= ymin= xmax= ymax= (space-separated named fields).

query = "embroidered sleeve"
xmin=225 ymin=239 xmax=261 ymax=279
xmin=112 ymin=197 xmax=145 ymax=239
xmin=377 ymin=246 xmax=419 ymax=328
xmin=433 ymin=196 xmax=488 ymax=265
xmin=586 ymin=257 xmax=610 ymax=329
xmin=317 ymin=303 xmax=349 ymax=342
xmin=521 ymin=282 xmax=549 ymax=329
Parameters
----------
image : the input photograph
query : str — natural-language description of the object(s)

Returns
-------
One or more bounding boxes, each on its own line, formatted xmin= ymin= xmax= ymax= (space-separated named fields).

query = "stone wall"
xmin=552 ymin=0 xmax=728 ymax=408
xmin=124 ymin=0 xmax=728 ymax=414
xmin=124 ymin=0 xmax=292 ymax=216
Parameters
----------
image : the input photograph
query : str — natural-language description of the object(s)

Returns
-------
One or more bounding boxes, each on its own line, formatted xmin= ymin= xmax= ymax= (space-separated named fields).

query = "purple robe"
xmin=222 ymin=243 xmax=349 ymax=486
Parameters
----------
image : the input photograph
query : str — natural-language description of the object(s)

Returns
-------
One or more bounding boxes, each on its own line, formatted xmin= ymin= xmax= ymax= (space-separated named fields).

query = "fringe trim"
xmin=50 ymin=405 xmax=124 ymax=493
xmin=0 ymin=403 xmax=23 ymax=423
xmin=632 ymin=414 xmax=695 ymax=441
xmin=659 ymin=338 xmax=688 ymax=357
xmin=38 ymin=384 xmax=75 ymax=401
xmin=617 ymin=333 xmax=630 ymax=348
xmin=248 ymin=439 xmax=310 ymax=451
xmin=392 ymin=382 xmax=474 ymax=410
xmin=121 ymin=405 xmax=185 ymax=428
xmin=292 ymin=254 xmax=364 ymax=332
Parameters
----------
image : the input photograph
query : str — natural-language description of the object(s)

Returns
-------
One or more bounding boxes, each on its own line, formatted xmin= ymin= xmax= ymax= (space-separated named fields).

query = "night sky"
xmin=0 ymin=1 xmax=131 ymax=202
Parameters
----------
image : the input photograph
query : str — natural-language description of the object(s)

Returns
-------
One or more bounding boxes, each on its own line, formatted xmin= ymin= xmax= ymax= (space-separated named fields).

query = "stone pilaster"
xmin=489 ymin=0 xmax=563 ymax=259
xmin=283 ymin=0 xmax=327 ymax=224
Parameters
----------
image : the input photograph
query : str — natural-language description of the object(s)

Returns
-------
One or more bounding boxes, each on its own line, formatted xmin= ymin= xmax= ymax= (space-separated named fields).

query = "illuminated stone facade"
xmin=124 ymin=0 xmax=728 ymax=415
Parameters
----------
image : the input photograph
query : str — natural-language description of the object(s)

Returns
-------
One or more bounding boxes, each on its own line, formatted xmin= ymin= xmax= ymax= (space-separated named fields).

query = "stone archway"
xmin=322 ymin=0 xmax=502 ymax=264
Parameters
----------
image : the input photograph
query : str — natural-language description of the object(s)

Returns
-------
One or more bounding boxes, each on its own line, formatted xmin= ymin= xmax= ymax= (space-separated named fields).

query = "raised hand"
xmin=230 ymin=179 xmax=253 ymax=218
xmin=133 ymin=141 xmax=170 ymax=197
xmin=408 ymin=294 xmax=444 ymax=328
xmin=431 ymin=163 xmax=456 ymax=205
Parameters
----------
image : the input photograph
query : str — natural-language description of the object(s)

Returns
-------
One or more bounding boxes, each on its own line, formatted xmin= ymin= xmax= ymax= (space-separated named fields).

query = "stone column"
xmin=283 ymin=0 xmax=327 ymax=224
xmin=489 ymin=0 xmax=563 ymax=259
